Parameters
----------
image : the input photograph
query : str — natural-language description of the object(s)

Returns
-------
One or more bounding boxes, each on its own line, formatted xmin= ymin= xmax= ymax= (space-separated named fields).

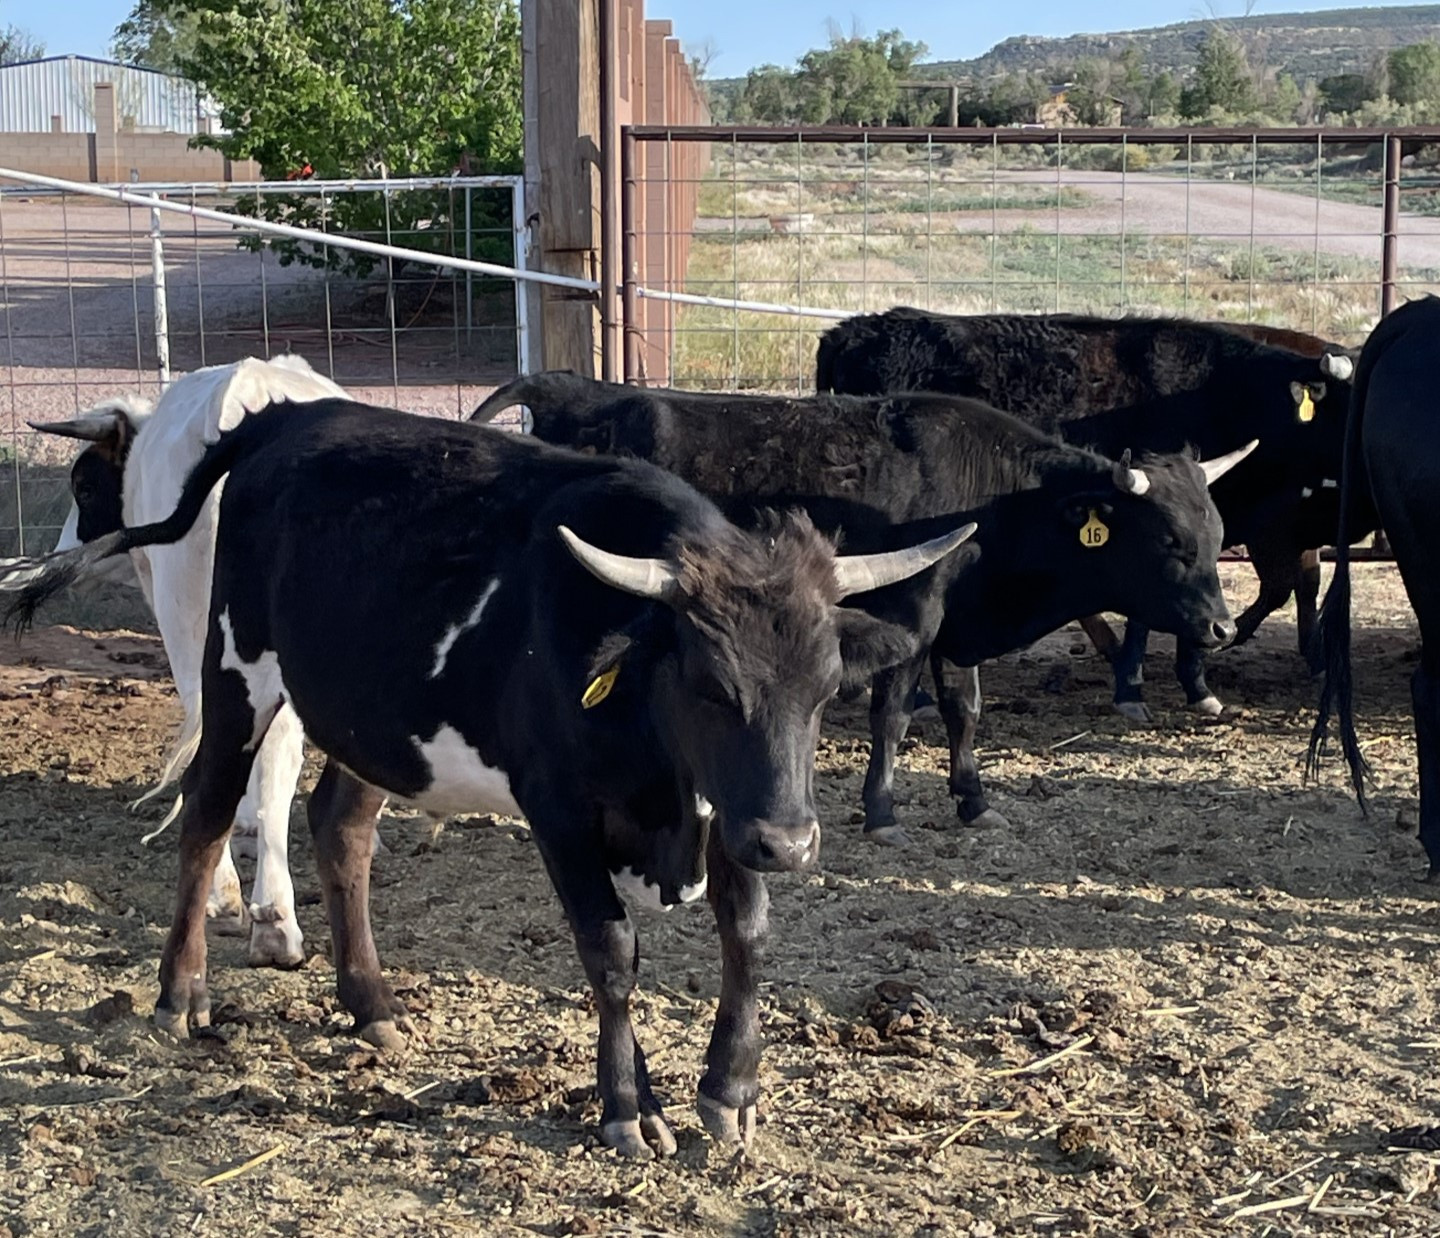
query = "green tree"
xmin=1318 ymin=72 xmax=1376 ymax=116
xmin=1388 ymin=41 xmax=1440 ymax=108
xmin=736 ymin=63 xmax=799 ymax=123
xmin=136 ymin=0 xmax=522 ymax=278
xmin=111 ymin=2 xmax=198 ymax=72
xmin=0 ymin=21 xmax=42 ymax=64
xmin=793 ymin=28 xmax=927 ymax=125
xmin=1180 ymin=28 xmax=1255 ymax=118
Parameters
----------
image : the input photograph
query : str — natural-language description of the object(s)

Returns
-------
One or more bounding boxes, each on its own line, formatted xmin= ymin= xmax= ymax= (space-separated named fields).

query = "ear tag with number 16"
xmin=1080 ymin=510 xmax=1110 ymax=549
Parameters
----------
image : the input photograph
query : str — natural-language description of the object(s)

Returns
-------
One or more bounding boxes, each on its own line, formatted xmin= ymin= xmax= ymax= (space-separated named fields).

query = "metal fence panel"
xmin=621 ymin=126 xmax=1440 ymax=392
xmin=0 ymin=175 xmax=528 ymax=565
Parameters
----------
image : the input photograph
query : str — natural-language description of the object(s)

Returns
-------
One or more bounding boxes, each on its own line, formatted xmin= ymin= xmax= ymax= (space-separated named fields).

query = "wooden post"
xmin=524 ymin=0 xmax=602 ymax=376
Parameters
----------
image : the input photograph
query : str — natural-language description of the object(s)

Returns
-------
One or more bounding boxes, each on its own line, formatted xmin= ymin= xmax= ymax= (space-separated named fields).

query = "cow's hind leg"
xmin=860 ymin=650 xmax=927 ymax=846
xmin=243 ymin=705 xmax=306 ymax=969
xmin=932 ymin=654 xmax=1008 ymax=829
xmin=1112 ymin=622 xmax=1153 ymax=722
xmin=206 ymin=843 xmax=247 ymax=936
xmin=306 ymin=761 xmax=405 ymax=1048
xmin=698 ymin=826 xmax=767 ymax=1150
xmin=1297 ymin=549 xmax=1323 ymax=674
xmin=1412 ymin=653 xmax=1440 ymax=881
xmin=534 ymin=824 xmax=669 ymax=1158
xmin=155 ymin=673 xmax=266 ymax=1037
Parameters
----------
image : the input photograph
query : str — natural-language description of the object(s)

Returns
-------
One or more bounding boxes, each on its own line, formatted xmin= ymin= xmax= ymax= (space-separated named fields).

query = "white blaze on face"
xmin=410 ymin=723 xmax=522 ymax=818
xmin=429 ymin=578 xmax=500 ymax=679
xmin=218 ymin=610 xmax=291 ymax=752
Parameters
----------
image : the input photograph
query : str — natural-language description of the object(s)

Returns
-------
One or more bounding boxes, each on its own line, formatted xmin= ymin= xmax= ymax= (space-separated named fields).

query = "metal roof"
xmin=0 ymin=55 xmax=218 ymax=134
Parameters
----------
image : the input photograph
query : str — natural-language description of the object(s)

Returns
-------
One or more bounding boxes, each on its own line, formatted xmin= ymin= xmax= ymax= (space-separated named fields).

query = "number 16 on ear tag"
xmin=1080 ymin=510 xmax=1110 ymax=549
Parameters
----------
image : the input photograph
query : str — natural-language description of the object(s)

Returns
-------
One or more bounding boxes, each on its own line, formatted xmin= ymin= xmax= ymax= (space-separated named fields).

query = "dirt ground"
xmin=2 ymin=561 xmax=1438 ymax=1237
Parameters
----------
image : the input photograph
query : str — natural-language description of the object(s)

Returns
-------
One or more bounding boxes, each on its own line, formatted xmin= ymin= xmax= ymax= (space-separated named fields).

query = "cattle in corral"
xmin=1 ymin=398 xmax=969 ymax=1157
xmin=25 ymin=356 xmax=349 ymax=969
xmin=816 ymin=307 xmax=1360 ymax=721
xmin=470 ymin=372 xmax=1251 ymax=843
xmin=1312 ymin=296 xmax=1440 ymax=877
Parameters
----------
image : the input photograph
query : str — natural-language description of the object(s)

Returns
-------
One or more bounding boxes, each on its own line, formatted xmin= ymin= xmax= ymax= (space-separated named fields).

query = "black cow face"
xmin=31 ymin=408 xmax=140 ymax=545
xmin=562 ymin=516 xmax=969 ymax=874
xmin=1054 ymin=450 xmax=1240 ymax=650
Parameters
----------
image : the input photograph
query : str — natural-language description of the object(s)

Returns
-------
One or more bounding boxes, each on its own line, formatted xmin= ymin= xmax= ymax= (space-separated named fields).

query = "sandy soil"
xmin=1 ymin=561 xmax=1438 ymax=1237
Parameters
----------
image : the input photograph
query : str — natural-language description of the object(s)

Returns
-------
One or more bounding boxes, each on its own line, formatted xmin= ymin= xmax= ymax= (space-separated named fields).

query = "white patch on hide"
xmin=410 ymin=723 xmax=522 ymax=818
xmin=54 ymin=505 xmax=81 ymax=553
xmin=429 ymin=578 xmax=501 ymax=679
xmin=609 ymin=866 xmax=707 ymax=913
xmin=695 ymin=794 xmax=714 ymax=820
xmin=218 ymin=609 xmax=289 ymax=751
xmin=1321 ymin=478 xmax=1339 ymax=489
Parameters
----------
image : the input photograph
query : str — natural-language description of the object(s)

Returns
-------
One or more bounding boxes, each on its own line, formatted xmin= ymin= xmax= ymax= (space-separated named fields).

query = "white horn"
xmin=1199 ymin=439 xmax=1260 ymax=486
xmin=1113 ymin=449 xmax=1150 ymax=496
xmin=27 ymin=415 xmax=120 ymax=443
xmin=832 ymin=522 xmax=976 ymax=600
xmin=1320 ymin=352 xmax=1354 ymax=382
xmin=558 ymin=526 xmax=680 ymax=600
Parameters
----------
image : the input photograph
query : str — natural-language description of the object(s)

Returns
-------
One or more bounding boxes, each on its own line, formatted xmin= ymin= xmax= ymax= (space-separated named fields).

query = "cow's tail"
xmin=0 ymin=415 xmax=256 ymax=632
xmin=134 ymin=705 xmax=203 ymax=832
xmin=469 ymin=374 xmax=548 ymax=425
xmin=1307 ymin=335 xmax=1374 ymax=808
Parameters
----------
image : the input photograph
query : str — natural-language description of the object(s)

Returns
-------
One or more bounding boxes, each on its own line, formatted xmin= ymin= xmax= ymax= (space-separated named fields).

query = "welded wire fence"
xmin=622 ymin=126 xmax=1440 ymax=391
xmin=0 ymin=175 xmax=527 ymax=562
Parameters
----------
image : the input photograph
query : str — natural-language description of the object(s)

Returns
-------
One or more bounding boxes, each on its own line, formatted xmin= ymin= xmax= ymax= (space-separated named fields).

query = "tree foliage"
xmin=122 ymin=0 xmax=522 ymax=278
xmin=1388 ymin=41 xmax=1440 ymax=108
xmin=1180 ymin=29 xmax=1255 ymax=118
xmin=736 ymin=28 xmax=925 ymax=125
xmin=0 ymin=20 xmax=42 ymax=65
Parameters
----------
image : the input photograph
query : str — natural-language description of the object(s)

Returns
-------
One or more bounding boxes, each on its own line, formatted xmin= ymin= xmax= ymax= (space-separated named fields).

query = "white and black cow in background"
xmin=29 ymin=356 xmax=349 ymax=968
xmin=1 ymin=398 xmax=970 ymax=1157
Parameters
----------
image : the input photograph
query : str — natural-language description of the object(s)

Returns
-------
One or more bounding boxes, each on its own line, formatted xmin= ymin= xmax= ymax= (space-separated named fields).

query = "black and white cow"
xmin=1 ymin=397 xmax=968 ymax=1156
xmin=1312 ymin=296 xmax=1440 ymax=877
xmin=470 ymin=373 xmax=1251 ymax=843
xmin=816 ymin=307 xmax=1358 ymax=720
xmin=25 ymin=356 xmax=349 ymax=968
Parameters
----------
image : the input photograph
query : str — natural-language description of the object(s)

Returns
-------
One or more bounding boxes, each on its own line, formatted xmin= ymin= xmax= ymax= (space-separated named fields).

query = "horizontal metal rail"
xmin=629 ymin=124 xmax=1440 ymax=145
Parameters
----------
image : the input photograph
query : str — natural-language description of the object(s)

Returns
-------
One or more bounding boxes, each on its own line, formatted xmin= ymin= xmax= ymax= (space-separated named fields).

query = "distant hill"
xmin=924 ymin=5 xmax=1440 ymax=83
xmin=706 ymin=4 xmax=1440 ymax=104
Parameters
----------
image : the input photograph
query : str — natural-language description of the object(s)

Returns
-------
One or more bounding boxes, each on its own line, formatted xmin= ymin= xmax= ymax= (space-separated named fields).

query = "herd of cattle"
xmin=1 ymin=296 xmax=1436 ymax=1160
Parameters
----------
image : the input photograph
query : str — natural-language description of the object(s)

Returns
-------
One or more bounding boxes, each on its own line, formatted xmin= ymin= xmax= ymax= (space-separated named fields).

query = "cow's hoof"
xmin=1190 ymin=695 xmax=1225 ymax=718
xmin=153 ymin=1006 xmax=189 ymax=1038
xmin=640 ymin=1114 xmax=678 ymax=1157
xmin=247 ymin=910 xmax=305 ymax=970
xmin=358 ymin=1016 xmax=414 ymax=1052
xmin=698 ymin=1093 xmax=757 ymax=1147
xmin=600 ymin=1119 xmax=656 ymax=1159
xmin=963 ymin=808 xmax=1010 ymax=830
xmin=1114 ymin=701 xmax=1153 ymax=724
xmin=865 ymin=825 xmax=910 ymax=848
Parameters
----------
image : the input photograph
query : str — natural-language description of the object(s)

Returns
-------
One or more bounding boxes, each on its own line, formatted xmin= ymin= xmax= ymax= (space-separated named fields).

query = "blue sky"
xmin=21 ymin=0 xmax=1435 ymax=77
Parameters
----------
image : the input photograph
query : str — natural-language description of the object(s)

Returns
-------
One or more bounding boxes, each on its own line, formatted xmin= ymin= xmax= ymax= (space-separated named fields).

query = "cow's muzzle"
xmin=1201 ymin=617 xmax=1237 ymax=650
xmin=737 ymin=819 xmax=821 ymax=873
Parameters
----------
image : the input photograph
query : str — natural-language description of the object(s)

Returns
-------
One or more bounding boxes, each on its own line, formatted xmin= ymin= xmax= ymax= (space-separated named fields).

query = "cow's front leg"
xmin=698 ymin=828 xmax=767 ymax=1149
xmin=306 ymin=761 xmax=406 ymax=1049
xmin=243 ymin=705 xmax=307 ymax=969
xmin=932 ymin=654 xmax=1008 ymax=828
xmin=536 ymin=831 xmax=672 ymax=1158
xmin=1174 ymin=639 xmax=1223 ymax=716
xmin=1112 ymin=622 xmax=1152 ymax=722
xmin=860 ymin=650 xmax=927 ymax=845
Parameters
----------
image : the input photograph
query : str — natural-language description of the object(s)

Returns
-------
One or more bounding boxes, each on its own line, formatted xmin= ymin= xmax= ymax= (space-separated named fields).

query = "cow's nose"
xmin=1211 ymin=618 xmax=1237 ymax=648
xmin=748 ymin=820 xmax=821 ymax=873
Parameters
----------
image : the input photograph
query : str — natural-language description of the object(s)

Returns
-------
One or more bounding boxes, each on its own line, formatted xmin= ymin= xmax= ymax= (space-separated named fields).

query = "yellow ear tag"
xmin=1079 ymin=510 xmax=1110 ymax=549
xmin=1297 ymin=389 xmax=1315 ymax=422
xmin=581 ymin=666 xmax=620 ymax=709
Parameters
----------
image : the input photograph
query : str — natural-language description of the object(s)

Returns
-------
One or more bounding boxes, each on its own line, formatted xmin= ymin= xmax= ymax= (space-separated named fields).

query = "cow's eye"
xmin=696 ymin=677 xmax=737 ymax=709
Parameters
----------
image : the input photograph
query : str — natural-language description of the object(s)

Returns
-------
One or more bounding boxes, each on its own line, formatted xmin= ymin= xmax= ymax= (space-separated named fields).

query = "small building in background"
xmin=0 ymin=54 xmax=219 ymax=135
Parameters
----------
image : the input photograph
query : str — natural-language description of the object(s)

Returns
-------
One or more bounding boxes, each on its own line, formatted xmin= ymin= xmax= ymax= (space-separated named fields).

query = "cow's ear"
xmin=835 ymin=608 xmax=917 ymax=687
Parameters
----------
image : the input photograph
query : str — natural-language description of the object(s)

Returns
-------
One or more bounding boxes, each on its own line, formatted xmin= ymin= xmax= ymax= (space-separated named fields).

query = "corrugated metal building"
xmin=0 ymin=55 xmax=219 ymax=134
